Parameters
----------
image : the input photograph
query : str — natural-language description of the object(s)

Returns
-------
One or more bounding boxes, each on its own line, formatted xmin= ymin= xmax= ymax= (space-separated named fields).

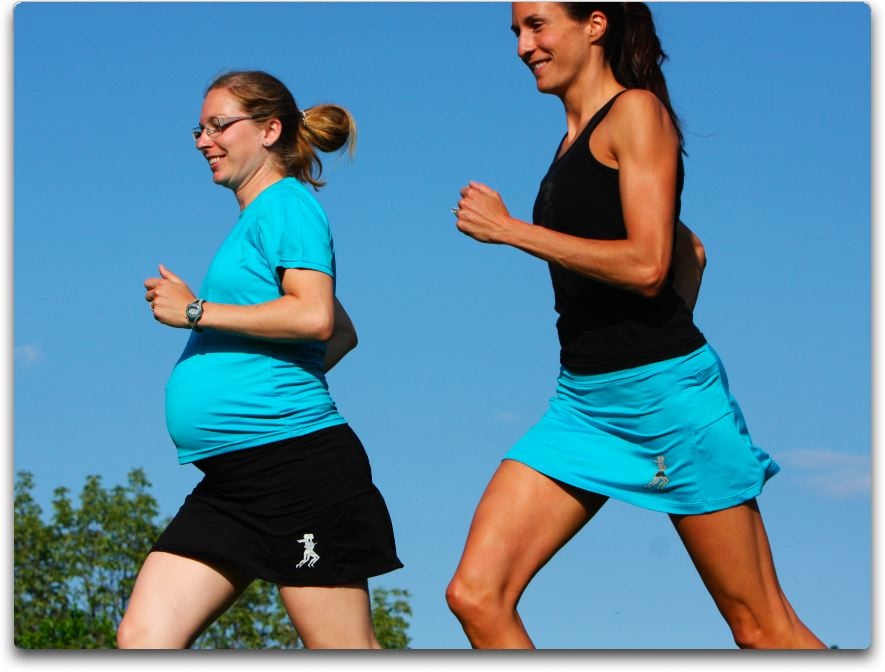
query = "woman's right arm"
xmin=455 ymin=91 xmax=680 ymax=298
xmin=147 ymin=265 xmax=336 ymax=341
xmin=672 ymin=220 xmax=706 ymax=311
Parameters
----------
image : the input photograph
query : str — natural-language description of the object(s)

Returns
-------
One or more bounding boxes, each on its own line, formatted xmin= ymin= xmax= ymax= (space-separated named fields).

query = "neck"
xmin=235 ymin=163 xmax=287 ymax=210
xmin=560 ymin=63 xmax=624 ymax=138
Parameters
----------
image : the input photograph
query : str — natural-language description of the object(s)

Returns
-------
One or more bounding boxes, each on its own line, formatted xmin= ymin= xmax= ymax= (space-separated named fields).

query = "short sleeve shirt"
xmin=165 ymin=178 xmax=346 ymax=464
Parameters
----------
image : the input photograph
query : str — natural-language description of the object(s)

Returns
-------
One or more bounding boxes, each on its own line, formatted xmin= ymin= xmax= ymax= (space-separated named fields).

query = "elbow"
xmin=303 ymin=309 xmax=335 ymax=342
xmin=693 ymin=238 xmax=707 ymax=272
xmin=635 ymin=263 xmax=669 ymax=298
xmin=313 ymin=317 xmax=335 ymax=342
xmin=314 ymin=326 xmax=334 ymax=342
xmin=638 ymin=283 xmax=666 ymax=299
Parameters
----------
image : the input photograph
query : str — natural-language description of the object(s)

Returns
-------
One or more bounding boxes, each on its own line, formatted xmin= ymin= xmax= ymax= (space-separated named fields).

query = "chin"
xmin=536 ymin=79 xmax=565 ymax=97
xmin=532 ymin=74 xmax=554 ymax=93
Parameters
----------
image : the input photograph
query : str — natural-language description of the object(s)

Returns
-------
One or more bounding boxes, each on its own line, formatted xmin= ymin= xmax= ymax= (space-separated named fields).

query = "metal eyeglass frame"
xmin=192 ymin=115 xmax=262 ymax=143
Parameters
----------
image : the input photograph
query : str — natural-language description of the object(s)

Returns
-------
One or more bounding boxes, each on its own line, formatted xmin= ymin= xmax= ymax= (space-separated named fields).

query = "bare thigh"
xmin=278 ymin=580 xmax=379 ymax=649
xmin=453 ymin=459 xmax=607 ymax=611
xmin=670 ymin=500 xmax=825 ymax=648
xmin=118 ymin=551 xmax=252 ymax=649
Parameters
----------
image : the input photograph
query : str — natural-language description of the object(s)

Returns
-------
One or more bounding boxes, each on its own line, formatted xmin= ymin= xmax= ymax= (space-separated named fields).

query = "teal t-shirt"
xmin=165 ymin=178 xmax=346 ymax=464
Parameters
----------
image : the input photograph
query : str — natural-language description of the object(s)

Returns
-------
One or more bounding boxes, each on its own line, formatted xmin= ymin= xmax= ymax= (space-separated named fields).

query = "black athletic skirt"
xmin=152 ymin=424 xmax=403 ymax=586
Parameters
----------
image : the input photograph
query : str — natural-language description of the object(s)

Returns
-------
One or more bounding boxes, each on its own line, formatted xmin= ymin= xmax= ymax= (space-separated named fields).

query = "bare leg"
xmin=278 ymin=580 xmax=380 ymax=649
xmin=670 ymin=499 xmax=826 ymax=649
xmin=446 ymin=460 xmax=607 ymax=648
xmin=117 ymin=551 xmax=253 ymax=649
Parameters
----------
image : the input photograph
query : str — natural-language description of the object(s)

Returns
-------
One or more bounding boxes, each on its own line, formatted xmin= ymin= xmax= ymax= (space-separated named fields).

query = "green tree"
xmin=193 ymin=580 xmax=301 ymax=649
xmin=14 ymin=469 xmax=411 ymax=649
xmin=371 ymin=587 xmax=413 ymax=649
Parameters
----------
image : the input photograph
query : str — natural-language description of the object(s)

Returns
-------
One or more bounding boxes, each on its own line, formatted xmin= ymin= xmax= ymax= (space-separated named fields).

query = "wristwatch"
xmin=185 ymin=299 xmax=206 ymax=330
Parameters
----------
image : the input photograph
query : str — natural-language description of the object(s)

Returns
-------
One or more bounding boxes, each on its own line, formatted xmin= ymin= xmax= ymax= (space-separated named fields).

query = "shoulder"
xmin=258 ymin=179 xmax=329 ymax=226
xmin=246 ymin=180 xmax=332 ymax=254
xmin=607 ymin=89 xmax=678 ymax=153
xmin=262 ymin=178 xmax=325 ymax=212
xmin=609 ymin=89 xmax=670 ymax=128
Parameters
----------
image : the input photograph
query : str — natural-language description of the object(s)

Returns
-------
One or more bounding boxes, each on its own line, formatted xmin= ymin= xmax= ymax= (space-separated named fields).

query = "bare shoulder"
xmin=610 ymin=89 xmax=669 ymax=127
xmin=608 ymin=89 xmax=677 ymax=153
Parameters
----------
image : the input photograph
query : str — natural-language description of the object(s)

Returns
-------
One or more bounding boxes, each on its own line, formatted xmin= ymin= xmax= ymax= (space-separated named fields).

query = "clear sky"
xmin=9 ymin=0 xmax=873 ymax=659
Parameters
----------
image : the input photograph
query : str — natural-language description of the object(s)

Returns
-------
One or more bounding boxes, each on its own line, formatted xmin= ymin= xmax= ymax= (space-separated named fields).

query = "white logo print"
xmin=296 ymin=533 xmax=320 ymax=568
xmin=645 ymin=455 xmax=670 ymax=489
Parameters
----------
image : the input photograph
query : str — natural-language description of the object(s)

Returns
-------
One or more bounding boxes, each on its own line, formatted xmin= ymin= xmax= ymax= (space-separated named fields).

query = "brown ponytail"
xmin=562 ymin=2 xmax=683 ymax=147
xmin=295 ymin=104 xmax=357 ymax=189
xmin=205 ymin=70 xmax=356 ymax=190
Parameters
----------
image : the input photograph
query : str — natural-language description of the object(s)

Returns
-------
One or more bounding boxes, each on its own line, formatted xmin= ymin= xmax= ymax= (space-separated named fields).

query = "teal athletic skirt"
xmin=505 ymin=344 xmax=780 ymax=515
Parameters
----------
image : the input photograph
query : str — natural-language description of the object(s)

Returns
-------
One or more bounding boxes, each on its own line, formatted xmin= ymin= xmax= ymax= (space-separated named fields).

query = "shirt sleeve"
xmin=257 ymin=186 xmax=335 ymax=283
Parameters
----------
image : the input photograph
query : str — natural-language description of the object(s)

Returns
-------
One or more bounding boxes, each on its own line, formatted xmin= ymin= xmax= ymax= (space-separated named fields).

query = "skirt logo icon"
xmin=645 ymin=456 xmax=670 ymax=490
xmin=296 ymin=533 xmax=320 ymax=568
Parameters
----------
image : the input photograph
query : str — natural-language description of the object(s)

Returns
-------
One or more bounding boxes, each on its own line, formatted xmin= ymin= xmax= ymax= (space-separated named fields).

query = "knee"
xmin=722 ymin=605 xmax=793 ymax=649
xmin=116 ymin=613 xmax=145 ymax=649
xmin=731 ymin=617 xmax=825 ymax=650
xmin=445 ymin=572 xmax=509 ymax=626
xmin=116 ymin=612 xmax=181 ymax=649
xmin=730 ymin=622 xmax=768 ymax=649
xmin=733 ymin=624 xmax=797 ymax=649
xmin=445 ymin=574 xmax=473 ymax=620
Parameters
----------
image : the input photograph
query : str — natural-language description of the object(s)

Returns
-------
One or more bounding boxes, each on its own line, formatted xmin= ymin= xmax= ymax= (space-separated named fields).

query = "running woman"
xmin=120 ymin=70 xmax=402 ymax=649
xmin=446 ymin=3 xmax=825 ymax=649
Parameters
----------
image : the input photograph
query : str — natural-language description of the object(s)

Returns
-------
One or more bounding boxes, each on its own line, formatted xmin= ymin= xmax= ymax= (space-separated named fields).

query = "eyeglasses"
xmin=192 ymin=115 xmax=262 ymax=143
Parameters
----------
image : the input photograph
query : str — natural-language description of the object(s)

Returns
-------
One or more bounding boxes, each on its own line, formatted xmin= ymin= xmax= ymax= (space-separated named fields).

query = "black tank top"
xmin=533 ymin=90 xmax=705 ymax=373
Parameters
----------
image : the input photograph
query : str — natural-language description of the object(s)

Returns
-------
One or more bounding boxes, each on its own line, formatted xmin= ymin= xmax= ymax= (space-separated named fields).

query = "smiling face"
xmin=195 ymin=87 xmax=280 ymax=202
xmin=511 ymin=2 xmax=595 ymax=97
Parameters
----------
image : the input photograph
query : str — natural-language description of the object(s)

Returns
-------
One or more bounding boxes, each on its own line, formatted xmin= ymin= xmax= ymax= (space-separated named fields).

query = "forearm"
xmin=324 ymin=298 xmax=358 ymax=372
xmin=498 ymin=217 xmax=671 ymax=297
xmin=671 ymin=221 xmax=706 ymax=311
xmin=197 ymin=294 xmax=334 ymax=342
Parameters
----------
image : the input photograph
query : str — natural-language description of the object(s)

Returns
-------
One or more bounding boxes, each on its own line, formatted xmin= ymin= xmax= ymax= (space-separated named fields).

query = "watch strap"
xmin=187 ymin=299 xmax=206 ymax=331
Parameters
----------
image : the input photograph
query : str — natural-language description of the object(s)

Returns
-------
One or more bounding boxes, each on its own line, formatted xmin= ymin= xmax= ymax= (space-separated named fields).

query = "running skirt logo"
xmin=645 ymin=456 xmax=670 ymax=490
xmin=296 ymin=533 xmax=320 ymax=568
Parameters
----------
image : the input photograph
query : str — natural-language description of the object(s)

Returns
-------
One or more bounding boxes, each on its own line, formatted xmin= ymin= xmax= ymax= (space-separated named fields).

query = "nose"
xmin=194 ymin=129 xmax=212 ymax=150
xmin=517 ymin=31 xmax=534 ymax=60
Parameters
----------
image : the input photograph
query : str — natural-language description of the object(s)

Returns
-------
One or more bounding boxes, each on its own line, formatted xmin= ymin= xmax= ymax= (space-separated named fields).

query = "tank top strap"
xmin=584 ymin=88 xmax=630 ymax=137
xmin=554 ymin=89 xmax=631 ymax=163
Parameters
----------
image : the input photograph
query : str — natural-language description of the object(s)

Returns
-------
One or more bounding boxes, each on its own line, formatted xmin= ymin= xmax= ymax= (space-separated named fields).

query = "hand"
xmin=454 ymin=181 xmax=513 ymax=244
xmin=144 ymin=264 xmax=196 ymax=328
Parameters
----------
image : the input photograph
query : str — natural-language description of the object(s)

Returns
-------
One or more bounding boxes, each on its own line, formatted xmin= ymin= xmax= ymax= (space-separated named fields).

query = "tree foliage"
xmin=14 ymin=469 xmax=411 ymax=649
xmin=371 ymin=587 xmax=413 ymax=650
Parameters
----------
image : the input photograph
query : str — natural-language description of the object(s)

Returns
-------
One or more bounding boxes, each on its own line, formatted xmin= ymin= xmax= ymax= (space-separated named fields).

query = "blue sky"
xmin=8 ymin=0 xmax=873 ymax=658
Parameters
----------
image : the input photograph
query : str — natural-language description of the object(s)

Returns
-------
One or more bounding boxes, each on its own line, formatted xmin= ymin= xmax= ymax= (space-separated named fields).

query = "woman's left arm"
xmin=456 ymin=90 xmax=680 ymax=298
xmin=324 ymin=297 xmax=358 ymax=372
xmin=145 ymin=264 xmax=335 ymax=341
xmin=672 ymin=220 xmax=706 ymax=311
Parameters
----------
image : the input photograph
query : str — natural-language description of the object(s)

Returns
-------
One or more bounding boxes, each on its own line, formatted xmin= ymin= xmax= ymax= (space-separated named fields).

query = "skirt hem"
xmin=148 ymin=543 xmax=404 ymax=587
xmin=503 ymin=456 xmax=780 ymax=516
